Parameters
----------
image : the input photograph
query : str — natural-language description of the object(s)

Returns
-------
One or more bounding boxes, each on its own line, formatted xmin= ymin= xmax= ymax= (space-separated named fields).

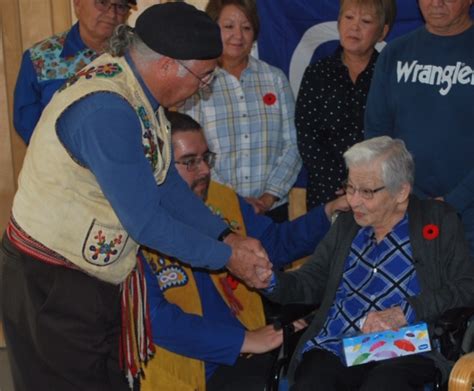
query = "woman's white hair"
xmin=343 ymin=136 xmax=414 ymax=193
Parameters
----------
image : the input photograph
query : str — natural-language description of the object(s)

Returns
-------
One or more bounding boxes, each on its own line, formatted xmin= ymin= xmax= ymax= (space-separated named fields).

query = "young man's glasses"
xmin=94 ymin=0 xmax=131 ymax=16
xmin=341 ymin=180 xmax=386 ymax=200
xmin=177 ymin=61 xmax=216 ymax=91
xmin=175 ymin=151 xmax=217 ymax=172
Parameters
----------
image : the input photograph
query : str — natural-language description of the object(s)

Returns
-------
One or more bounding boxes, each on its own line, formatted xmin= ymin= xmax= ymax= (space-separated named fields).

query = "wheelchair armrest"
xmin=448 ymin=352 xmax=474 ymax=391
xmin=266 ymin=303 xmax=317 ymax=391
xmin=270 ymin=303 xmax=317 ymax=331
xmin=434 ymin=307 xmax=474 ymax=336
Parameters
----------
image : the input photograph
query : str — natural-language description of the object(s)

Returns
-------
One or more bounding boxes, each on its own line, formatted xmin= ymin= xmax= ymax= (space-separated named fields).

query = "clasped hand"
xmin=224 ymin=233 xmax=272 ymax=289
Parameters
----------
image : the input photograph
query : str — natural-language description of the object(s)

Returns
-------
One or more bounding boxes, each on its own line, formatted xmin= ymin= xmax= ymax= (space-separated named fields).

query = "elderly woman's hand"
xmin=361 ymin=307 xmax=407 ymax=334
xmin=245 ymin=193 xmax=279 ymax=214
xmin=245 ymin=197 xmax=267 ymax=214
xmin=258 ymin=193 xmax=279 ymax=213
xmin=324 ymin=195 xmax=350 ymax=219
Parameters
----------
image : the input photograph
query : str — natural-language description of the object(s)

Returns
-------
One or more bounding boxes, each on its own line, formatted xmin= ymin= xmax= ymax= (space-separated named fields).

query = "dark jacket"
xmin=265 ymin=195 xmax=474 ymax=384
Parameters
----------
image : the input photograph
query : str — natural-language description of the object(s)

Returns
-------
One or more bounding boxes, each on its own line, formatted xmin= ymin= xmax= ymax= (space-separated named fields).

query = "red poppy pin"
xmin=423 ymin=224 xmax=439 ymax=240
xmin=226 ymin=274 xmax=239 ymax=290
xmin=263 ymin=92 xmax=277 ymax=106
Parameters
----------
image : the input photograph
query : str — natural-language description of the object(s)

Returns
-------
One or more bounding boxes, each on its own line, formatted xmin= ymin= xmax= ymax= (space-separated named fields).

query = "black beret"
xmin=135 ymin=3 xmax=222 ymax=60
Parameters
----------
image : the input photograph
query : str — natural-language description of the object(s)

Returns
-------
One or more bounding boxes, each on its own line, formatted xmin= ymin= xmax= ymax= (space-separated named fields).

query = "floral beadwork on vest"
xmin=148 ymin=203 xmax=241 ymax=292
xmin=140 ymin=181 xmax=264 ymax=391
xmin=29 ymin=31 xmax=97 ymax=82
xmin=89 ymin=230 xmax=123 ymax=263
xmin=148 ymin=187 xmax=243 ymax=293
xmin=59 ymin=63 xmax=123 ymax=92
xmin=207 ymin=204 xmax=241 ymax=233
xmin=148 ymin=255 xmax=189 ymax=292
xmin=82 ymin=221 xmax=129 ymax=266
xmin=58 ymin=64 xmax=161 ymax=174
xmin=137 ymin=106 xmax=160 ymax=168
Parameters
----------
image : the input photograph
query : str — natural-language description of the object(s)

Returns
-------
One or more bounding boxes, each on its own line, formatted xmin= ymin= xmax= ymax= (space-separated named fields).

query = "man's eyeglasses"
xmin=177 ymin=61 xmax=216 ymax=91
xmin=94 ymin=0 xmax=131 ymax=16
xmin=175 ymin=151 xmax=216 ymax=172
xmin=342 ymin=180 xmax=386 ymax=200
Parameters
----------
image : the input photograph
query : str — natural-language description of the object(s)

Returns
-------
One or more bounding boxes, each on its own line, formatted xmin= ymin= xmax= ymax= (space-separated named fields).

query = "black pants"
xmin=207 ymin=352 xmax=275 ymax=391
xmin=0 ymin=234 xmax=130 ymax=391
xmin=292 ymin=348 xmax=436 ymax=391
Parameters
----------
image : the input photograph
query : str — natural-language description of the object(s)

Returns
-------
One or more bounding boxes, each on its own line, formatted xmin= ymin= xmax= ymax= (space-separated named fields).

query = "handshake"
xmin=223 ymin=233 xmax=273 ymax=289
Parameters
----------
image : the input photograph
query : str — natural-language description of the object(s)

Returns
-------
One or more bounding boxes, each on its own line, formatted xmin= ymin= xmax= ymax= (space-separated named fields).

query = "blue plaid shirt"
xmin=305 ymin=214 xmax=420 ymax=360
xmin=181 ymin=56 xmax=302 ymax=206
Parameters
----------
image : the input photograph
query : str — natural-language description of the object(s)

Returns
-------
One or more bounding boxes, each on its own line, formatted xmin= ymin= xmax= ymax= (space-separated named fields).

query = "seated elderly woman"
xmin=262 ymin=136 xmax=474 ymax=391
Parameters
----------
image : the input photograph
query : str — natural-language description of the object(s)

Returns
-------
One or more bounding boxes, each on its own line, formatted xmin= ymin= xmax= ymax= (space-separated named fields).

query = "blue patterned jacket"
xmin=13 ymin=23 xmax=97 ymax=143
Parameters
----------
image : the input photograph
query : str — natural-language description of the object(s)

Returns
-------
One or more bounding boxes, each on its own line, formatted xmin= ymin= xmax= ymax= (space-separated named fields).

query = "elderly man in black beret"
xmin=1 ymin=3 xmax=272 ymax=390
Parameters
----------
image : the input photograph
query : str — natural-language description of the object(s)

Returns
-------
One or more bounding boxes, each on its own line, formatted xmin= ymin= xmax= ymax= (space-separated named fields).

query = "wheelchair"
xmin=265 ymin=305 xmax=474 ymax=391
xmin=448 ymin=351 xmax=474 ymax=391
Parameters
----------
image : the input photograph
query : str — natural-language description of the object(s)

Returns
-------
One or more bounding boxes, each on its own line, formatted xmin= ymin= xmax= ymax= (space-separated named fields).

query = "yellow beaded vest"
xmin=141 ymin=181 xmax=266 ymax=391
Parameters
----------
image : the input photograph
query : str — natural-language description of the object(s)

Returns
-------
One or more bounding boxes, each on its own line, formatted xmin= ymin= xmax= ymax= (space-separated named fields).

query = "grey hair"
xmin=343 ymin=136 xmax=414 ymax=193
xmin=106 ymin=24 xmax=162 ymax=62
xmin=106 ymin=24 xmax=194 ymax=77
xmin=106 ymin=24 xmax=133 ymax=56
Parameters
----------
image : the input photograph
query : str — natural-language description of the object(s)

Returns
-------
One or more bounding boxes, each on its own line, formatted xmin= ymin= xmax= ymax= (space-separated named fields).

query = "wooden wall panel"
xmin=0 ymin=0 xmax=74 ymax=232
xmin=130 ymin=0 xmax=209 ymax=25
xmin=51 ymin=0 xmax=73 ymax=34
xmin=187 ymin=0 xmax=208 ymax=10
xmin=18 ymin=0 xmax=54 ymax=48
xmin=0 ymin=21 xmax=15 ymax=231
xmin=0 ymin=0 xmax=26 ymax=215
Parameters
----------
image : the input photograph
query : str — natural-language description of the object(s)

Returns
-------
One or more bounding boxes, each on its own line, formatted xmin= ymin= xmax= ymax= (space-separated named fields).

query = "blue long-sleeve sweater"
xmin=143 ymin=199 xmax=330 ymax=379
xmin=57 ymin=53 xmax=231 ymax=270
xmin=365 ymin=25 xmax=474 ymax=256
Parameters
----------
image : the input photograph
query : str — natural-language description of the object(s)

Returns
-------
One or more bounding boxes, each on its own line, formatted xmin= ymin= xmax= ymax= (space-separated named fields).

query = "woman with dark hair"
xmin=296 ymin=0 xmax=396 ymax=210
xmin=182 ymin=0 xmax=301 ymax=223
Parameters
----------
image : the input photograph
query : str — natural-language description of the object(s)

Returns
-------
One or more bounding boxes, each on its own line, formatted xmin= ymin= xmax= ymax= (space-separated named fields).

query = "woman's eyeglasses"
xmin=175 ymin=151 xmax=217 ymax=172
xmin=341 ymin=180 xmax=386 ymax=200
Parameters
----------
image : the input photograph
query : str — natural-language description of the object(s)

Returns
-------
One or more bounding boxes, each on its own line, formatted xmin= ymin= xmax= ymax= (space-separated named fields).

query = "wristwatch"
xmin=217 ymin=227 xmax=233 ymax=241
